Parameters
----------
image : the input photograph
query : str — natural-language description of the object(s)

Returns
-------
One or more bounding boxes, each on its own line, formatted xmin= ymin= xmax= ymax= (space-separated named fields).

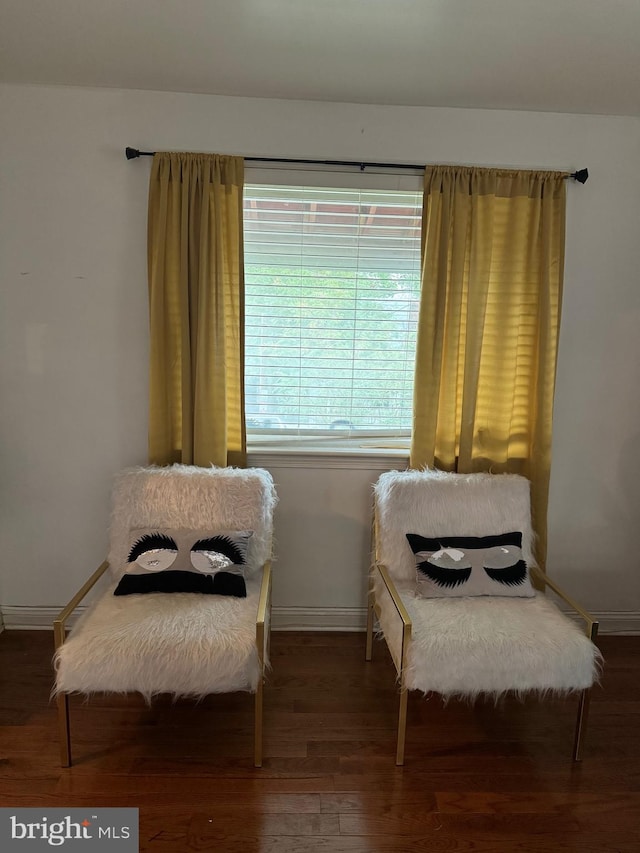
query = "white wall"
xmin=1 ymin=83 xmax=639 ymax=630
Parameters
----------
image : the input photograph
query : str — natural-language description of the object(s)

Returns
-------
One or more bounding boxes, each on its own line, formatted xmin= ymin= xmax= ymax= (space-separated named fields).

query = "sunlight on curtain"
xmin=147 ymin=152 xmax=246 ymax=467
xmin=411 ymin=166 xmax=566 ymax=565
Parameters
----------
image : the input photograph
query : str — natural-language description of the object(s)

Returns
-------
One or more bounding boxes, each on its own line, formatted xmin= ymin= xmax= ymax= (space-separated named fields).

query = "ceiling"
xmin=2 ymin=0 xmax=640 ymax=117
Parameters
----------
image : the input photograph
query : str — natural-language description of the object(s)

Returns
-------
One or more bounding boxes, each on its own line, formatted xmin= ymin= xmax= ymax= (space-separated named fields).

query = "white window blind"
xmin=244 ymin=179 xmax=422 ymax=443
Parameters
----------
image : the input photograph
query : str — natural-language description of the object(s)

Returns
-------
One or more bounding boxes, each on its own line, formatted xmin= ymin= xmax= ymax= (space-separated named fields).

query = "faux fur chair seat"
xmin=55 ymin=579 xmax=263 ymax=698
xmin=373 ymin=575 xmax=598 ymax=697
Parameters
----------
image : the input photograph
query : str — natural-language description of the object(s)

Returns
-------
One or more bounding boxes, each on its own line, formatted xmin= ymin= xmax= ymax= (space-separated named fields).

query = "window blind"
xmin=243 ymin=183 xmax=422 ymax=437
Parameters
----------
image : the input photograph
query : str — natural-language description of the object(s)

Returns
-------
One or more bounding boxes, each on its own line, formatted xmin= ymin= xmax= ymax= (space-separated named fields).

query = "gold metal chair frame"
xmin=54 ymin=560 xmax=272 ymax=768
xmin=365 ymin=507 xmax=599 ymax=766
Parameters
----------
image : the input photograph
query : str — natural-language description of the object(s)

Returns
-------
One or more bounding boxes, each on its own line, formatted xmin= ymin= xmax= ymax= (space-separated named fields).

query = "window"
xmin=244 ymin=169 xmax=422 ymax=448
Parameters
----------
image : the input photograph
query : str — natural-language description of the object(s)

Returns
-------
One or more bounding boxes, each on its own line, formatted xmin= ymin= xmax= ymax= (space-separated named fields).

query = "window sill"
xmin=247 ymin=445 xmax=410 ymax=470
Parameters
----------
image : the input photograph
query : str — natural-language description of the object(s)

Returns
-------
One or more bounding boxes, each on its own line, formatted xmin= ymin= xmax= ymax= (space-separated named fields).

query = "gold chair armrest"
xmin=256 ymin=561 xmax=272 ymax=628
xmin=53 ymin=560 xmax=110 ymax=650
xmin=372 ymin=563 xmax=412 ymax=681
xmin=256 ymin=562 xmax=272 ymax=666
xmin=375 ymin=563 xmax=412 ymax=630
xmin=530 ymin=565 xmax=599 ymax=641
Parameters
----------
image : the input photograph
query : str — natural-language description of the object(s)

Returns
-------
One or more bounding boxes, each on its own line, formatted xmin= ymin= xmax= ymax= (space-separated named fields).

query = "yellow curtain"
xmin=147 ymin=152 xmax=246 ymax=468
xmin=411 ymin=165 xmax=566 ymax=565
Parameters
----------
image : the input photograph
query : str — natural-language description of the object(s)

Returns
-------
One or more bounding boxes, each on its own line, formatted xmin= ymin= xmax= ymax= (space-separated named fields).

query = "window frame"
xmin=243 ymin=164 xmax=424 ymax=454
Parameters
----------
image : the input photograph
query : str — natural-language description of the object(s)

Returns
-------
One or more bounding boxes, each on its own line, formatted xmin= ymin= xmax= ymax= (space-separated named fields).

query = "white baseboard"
xmin=0 ymin=605 xmax=367 ymax=633
xmin=272 ymin=607 xmax=366 ymax=631
xmin=559 ymin=611 xmax=640 ymax=635
xmin=1 ymin=606 xmax=70 ymax=630
xmin=1 ymin=605 xmax=639 ymax=635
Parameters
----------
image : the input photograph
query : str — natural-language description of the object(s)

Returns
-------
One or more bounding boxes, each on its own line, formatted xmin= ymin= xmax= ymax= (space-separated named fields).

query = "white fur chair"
xmin=366 ymin=469 xmax=601 ymax=765
xmin=53 ymin=464 xmax=277 ymax=767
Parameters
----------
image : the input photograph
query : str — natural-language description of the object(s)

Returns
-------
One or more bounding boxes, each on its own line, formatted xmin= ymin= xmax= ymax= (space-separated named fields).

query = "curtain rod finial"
xmin=572 ymin=168 xmax=589 ymax=183
xmin=125 ymin=147 xmax=155 ymax=159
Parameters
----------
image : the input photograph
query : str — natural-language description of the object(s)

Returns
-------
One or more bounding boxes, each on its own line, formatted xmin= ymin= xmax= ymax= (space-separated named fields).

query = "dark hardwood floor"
xmin=0 ymin=630 xmax=638 ymax=852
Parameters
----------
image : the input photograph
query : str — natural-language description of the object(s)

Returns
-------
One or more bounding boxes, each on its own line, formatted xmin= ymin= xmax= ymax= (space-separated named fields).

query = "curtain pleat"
xmin=147 ymin=152 xmax=246 ymax=468
xmin=411 ymin=165 xmax=566 ymax=566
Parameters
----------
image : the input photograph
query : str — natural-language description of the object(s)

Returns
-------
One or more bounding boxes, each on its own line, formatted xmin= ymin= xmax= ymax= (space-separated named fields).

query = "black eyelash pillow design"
xmin=406 ymin=532 xmax=535 ymax=599
xmin=113 ymin=529 xmax=253 ymax=598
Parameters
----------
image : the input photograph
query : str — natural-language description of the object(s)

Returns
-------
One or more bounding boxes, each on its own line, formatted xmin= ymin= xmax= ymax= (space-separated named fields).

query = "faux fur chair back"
xmin=374 ymin=470 xmax=536 ymax=584
xmin=107 ymin=465 xmax=277 ymax=579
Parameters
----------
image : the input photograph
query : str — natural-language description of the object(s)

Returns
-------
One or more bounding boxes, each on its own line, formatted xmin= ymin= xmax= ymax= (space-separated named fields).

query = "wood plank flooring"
xmin=1 ymin=630 xmax=638 ymax=851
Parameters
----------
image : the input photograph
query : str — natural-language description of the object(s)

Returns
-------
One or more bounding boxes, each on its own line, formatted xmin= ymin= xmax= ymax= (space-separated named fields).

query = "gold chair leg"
xmin=396 ymin=687 xmax=408 ymax=766
xmin=254 ymin=677 xmax=263 ymax=768
xmin=57 ymin=693 xmax=71 ymax=767
xmin=572 ymin=688 xmax=592 ymax=761
xmin=365 ymin=590 xmax=375 ymax=661
xmin=255 ymin=568 xmax=269 ymax=769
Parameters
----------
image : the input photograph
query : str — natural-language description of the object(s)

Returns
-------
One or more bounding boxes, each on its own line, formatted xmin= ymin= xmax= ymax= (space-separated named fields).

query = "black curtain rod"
xmin=124 ymin=147 xmax=588 ymax=183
